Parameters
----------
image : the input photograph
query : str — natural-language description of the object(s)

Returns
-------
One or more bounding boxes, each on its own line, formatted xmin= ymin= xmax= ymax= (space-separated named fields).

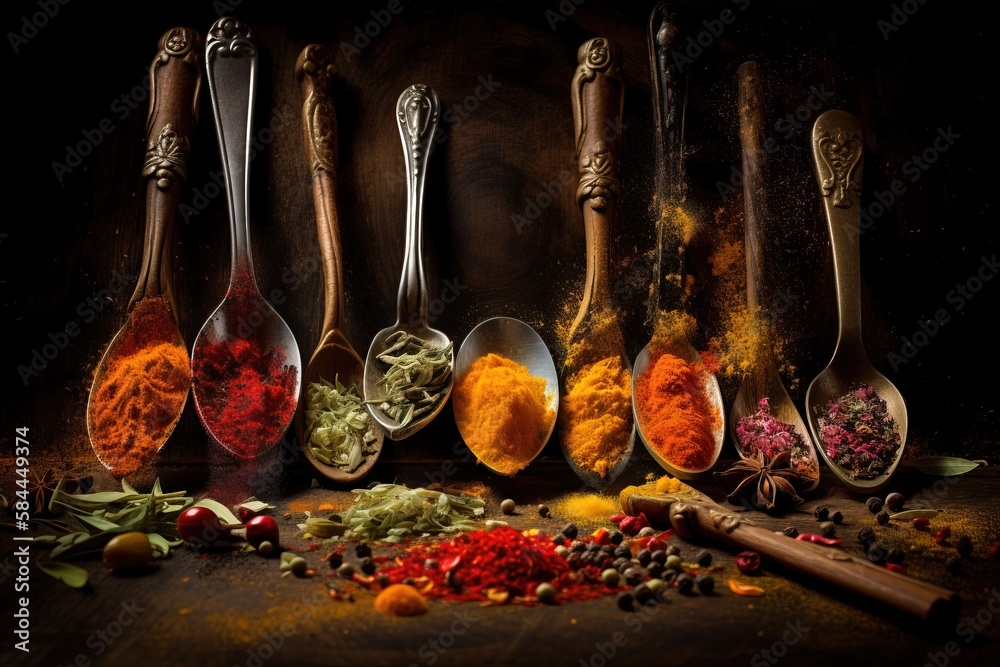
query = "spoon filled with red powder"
xmin=86 ymin=28 xmax=202 ymax=478
xmin=191 ymin=19 xmax=301 ymax=458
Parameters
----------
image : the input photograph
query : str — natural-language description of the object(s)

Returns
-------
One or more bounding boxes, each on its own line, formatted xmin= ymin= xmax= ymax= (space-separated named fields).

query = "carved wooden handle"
xmin=128 ymin=27 xmax=202 ymax=314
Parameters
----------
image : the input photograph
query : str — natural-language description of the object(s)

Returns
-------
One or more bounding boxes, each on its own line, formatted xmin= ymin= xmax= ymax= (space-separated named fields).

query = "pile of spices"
xmin=375 ymin=584 xmax=428 ymax=616
xmin=305 ymin=376 xmax=378 ymax=472
xmin=88 ymin=296 xmax=190 ymax=476
xmin=548 ymin=492 xmax=619 ymax=526
xmin=369 ymin=331 xmax=452 ymax=427
xmin=303 ymin=483 xmax=485 ymax=543
xmin=635 ymin=349 xmax=717 ymax=471
xmin=192 ymin=333 xmax=298 ymax=457
xmin=559 ymin=355 xmax=632 ymax=478
xmin=383 ymin=526 xmax=614 ymax=605
xmin=815 ymin=384 xmax=901 ymax=480
xmin=735 ymin=397 xmax=818 ymax=481
xmin=453 ymin=353 xmax=555 ymax=475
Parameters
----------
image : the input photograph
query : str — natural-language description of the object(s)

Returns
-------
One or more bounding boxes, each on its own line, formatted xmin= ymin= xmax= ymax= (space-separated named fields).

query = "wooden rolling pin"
xmin=621 ymin=479 xmax=960 ymax=624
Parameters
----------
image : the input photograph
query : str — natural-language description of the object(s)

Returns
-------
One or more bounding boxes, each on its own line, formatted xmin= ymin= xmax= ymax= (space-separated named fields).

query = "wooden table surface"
xmin=2 ymin=0 xmax=997 ymax=665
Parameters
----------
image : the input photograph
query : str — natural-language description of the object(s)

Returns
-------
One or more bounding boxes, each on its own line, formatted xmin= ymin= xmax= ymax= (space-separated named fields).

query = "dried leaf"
xmin=192 ymin=498 xmax=241 ymax=526
xmin=728 ymin=579 xmax=765 ymax=597
xmin=902 ymin=457 xmax=986 ymax=477
xmin=889 ymin=509 xmax=942 ymax=521
xmin=38 ymin=561 xmax=89 ymax=589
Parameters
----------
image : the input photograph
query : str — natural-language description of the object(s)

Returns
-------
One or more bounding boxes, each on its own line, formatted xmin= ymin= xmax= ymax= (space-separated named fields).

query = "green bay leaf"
xmin=38 ymin=561 xmax=89 ymax=589
xmin=903 ymin=457 xmax=986 ymax=476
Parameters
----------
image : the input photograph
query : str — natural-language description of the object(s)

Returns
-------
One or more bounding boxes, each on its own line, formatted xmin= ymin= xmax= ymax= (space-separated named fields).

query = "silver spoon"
xmin=728 ymin=61 xmax=820 ymax=491
xmin=633 ymin=4 xmax=723 ymax=480
xmin=805 ymin=109 xmax=908 ymax=493
xmin=364 ymin=84 xmax=453 ymax=441
xmin=454 ymin=317 xmax=558 ymax=475
xmin=190 ymin=18 xmax=302 ymax=458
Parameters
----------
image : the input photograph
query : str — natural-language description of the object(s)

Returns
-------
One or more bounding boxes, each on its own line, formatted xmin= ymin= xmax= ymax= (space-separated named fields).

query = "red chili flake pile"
xmin=383 ymin=527 xmax=615 ymax=605
xmin=192 ymin=334 xmax=297 ymax=457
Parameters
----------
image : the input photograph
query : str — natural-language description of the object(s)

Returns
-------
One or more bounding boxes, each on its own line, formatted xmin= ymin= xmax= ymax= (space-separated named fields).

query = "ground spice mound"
xmin=374 ymin=584 xmax=428 ymax=616
xmin=549 ymin=492 xmax=619 ymax=526
xmin=191 ymin=335 xmax=297 ymax=457
xmin=453 ymin=353 xmax=555 ymax=476
xmin=88 ymin=296 xmax=190 ymax=477
xmin=384 ymin=527 xmax=612 ymax=605
xmin=636 ymin=350 xmax=717 ymax=471
xmin=559 ymin=355 xmax=632 ymax=478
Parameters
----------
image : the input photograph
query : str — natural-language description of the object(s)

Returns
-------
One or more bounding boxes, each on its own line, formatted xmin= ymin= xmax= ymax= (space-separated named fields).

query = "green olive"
xmin=103 ymin=532 xmax=153 ymax=570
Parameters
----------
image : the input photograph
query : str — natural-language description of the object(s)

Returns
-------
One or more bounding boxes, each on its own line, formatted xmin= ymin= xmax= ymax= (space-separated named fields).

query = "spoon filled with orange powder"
xmin=87 ymin=28 xmax=202 ymax=477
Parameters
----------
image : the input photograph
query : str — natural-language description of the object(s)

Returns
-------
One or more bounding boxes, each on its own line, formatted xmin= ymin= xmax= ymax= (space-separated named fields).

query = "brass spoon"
xmin=363 ymin=84 xmax=453 ymax=441
xmin=293 ymin=45 xmax=382 ymax=482
xmin=191 ymin=18 xmax=302 ymax=457
xmin=805 ymin=109 xmax=908 ymax=493
xmin=86 ymin=28 xmax=202 ymax=476
xmin=728 ymin=61 xmax=820 ymax=491
xmin=633 ymin=5 xmax=723 ymax=480
xmin=558 ymin=37 xmax=634 ymax=489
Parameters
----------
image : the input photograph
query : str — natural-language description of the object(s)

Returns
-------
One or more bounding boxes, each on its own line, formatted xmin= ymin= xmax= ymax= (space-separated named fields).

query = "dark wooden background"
xmin=2 ymin=0 xmax=995 ymax=490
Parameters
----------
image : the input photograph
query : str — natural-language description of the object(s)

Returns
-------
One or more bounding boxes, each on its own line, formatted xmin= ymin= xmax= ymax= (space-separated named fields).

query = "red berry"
xmin=735 ymin=550 xmax=762 ymax=574
xmin=177 ymin=506 xmax=224 ymax=545
xmin=990 ymin=542 xmax=1000 ymax=558
xmin=245 ymin=515 xmax=280 ymax=548
xmin=885 ymin=562 xmax=908 ymax=575
xmin=912 ymin=518 xmax=930 ymax=529
xmin=935 ymin=526 xmax=951 ymax=545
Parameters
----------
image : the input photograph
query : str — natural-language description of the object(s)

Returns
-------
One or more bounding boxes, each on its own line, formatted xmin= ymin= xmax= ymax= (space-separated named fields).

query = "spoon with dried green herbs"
xmin=293 ymin=45 xmax=382 ymax=482
xmin=364 ymin=84 xmax=453 ymax=440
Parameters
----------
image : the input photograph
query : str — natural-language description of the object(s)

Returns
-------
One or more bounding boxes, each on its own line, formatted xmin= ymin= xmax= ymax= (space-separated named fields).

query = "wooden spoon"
xmin=86 ymin=28 xmax=202 ymax=476
xmin=805 ymin=110 xmax=908 ymax=493
xmin=293 ymin=45 xmax=382 ymax=483
xmin=558 ymin=37 xmax=634 ymax=489
xmin=728 ymin=61 xmax=820 ymax=491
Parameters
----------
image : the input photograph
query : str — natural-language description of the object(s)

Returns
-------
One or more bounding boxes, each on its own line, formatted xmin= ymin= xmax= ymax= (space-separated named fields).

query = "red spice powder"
xmin=191 ymin=335 xmax=297 ymax=457
xmin=635 ymin=349 xmax=717 ymax=470
xmin=384 ymin=527 xmax=614 ymax=605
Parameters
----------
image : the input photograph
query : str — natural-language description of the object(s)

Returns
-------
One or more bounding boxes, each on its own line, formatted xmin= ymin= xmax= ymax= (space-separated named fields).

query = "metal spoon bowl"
xmin=191 ymin=18 xmax=302 ymax=458
xmin=455 ymin=317 xmax=558 ymax=475
xmin=364 ymin=84 xmax=453 ymax=441
xmin=805 ymin=109 xmax=908 ymax=493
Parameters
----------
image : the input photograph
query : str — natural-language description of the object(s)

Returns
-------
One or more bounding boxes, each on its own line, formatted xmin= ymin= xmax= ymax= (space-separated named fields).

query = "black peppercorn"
xmin=696 ymin=574 xmax=715 ymax=595
xmin=624 ymin=567 xmax=647 ymax=587
xmin=665 ymin=545 xmax=681 ymax=557
xmin=781 ymin=526 xmax=799 ymax=538
xmin=552 ymin=534 xmax=565 ymax=546
xmin=637 ymin=549 xmax=652 ymax=567
xmin=886 ymin=548 xmax=905 ymax=565
xmin=647 ymin=562 xmax=664 ymax=579
xmin=355 ymin=542 xmax=372 ymax=559
xmin=610 ymin=531 xmax=624 ymax=546
xmin=956 ymin=535 xmax=973 ymax=558
xmin=945 ymin=556 xmax=963 ymax=575
xmin=326 ymin=551 xmax=344 ymax=569
xmin=696 ymin=550 xmax=712 ymax=567
xmin=561 ymin=523 xmax=578 ymax=539
xmin=651 ymin=550 xmax=667 ymax=564
xmin=375 ymin=573 xmax=390 ymax=588
xmin=867 ymin=542 xmax=887 ymax=564
xmin=676 ymin=573 xmax=694 ymax=595
xmin=866 ymin=497 xmax=884 ymax=514
xmin=633 ymin=583 xmax=654 ymax=605
xmin=884 ymin=492 xmax=904 ymax=512
xmin=819 ymin=521 xmax=836 ymax=537
xmin=857 ymin=527 xmax=876 ymax=544
xmin=831 ymin=511 xmax=843 ymax=525
xmin=617 ymin=560 xmax=632 ymax=575
xmin=360 ymin=557 xmax=376 ymax=575
xmin=538 ymin=504 xmax=550 ymax=518
xmin=616 ymin=591 xmax=635 ymax=610
xmin=566 ymin=552 xmax=582 ymax=568
xmin=614 ymin=546 xmax=631 ymax=560
xmin=662 ymin=569 xmax=677 ymax=583
xmin=813 ymin=506 xmax=829 ymax=521
xmin=571 ymin=540 xmax=586 ymax=553
xmin=876 ymin=510 xmax=890 ymax=526
xmin=402 ymin=577 xmax=416 ymax=587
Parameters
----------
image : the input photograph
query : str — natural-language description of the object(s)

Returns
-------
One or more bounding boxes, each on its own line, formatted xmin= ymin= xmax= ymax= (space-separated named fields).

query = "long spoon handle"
xmin=296 ymin=45 xmax=344 ymax=335
xmin=569 ymin=37 xmax=624 ymax=339
xmin=394 ymin=84 xmax=440 ymax=326
xmin=128 ymin=27 xmax=202 ymax=314
xmin=738 ymin=60 xmax=768 ymax=311
xmin=811 ymin=110 xmax=866 ymax=356
xmin=206 ymin=17 xmax=258 ymax=290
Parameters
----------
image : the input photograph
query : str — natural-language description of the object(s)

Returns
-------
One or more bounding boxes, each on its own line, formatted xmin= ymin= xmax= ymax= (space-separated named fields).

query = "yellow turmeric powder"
xmin=453 ymin=354 xmax=555 ymax=476
xmin=558 ymin=355 xmax=632 ymax=478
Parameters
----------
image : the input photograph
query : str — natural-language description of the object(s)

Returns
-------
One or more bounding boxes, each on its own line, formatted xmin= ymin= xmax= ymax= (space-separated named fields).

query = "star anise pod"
xmin=25 ymin=469 xmax=92 ymax=516
xmin=713 ymin=450 xmax=807 ymax=511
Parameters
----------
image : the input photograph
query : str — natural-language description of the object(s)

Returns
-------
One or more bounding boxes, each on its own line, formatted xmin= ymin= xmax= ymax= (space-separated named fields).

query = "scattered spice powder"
xmin=635 ymin=349 xmax=718 ymax=471
xmin=548 ymin=492 xmax=619 ymax=526
xmin=736 ymin=397 xmax=818 ymax=481
xmin=192 ymin=334 xmax=298 ymax=457
xmin=816 ymin=384 xmax=901 ymax=480
xmin=559 ymin=356 xmax=632 ymax=478
xmin=453 ymin=353 xmax=555 ymax=476
xmin=88 ymin=296 xmax=190 ymax=477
